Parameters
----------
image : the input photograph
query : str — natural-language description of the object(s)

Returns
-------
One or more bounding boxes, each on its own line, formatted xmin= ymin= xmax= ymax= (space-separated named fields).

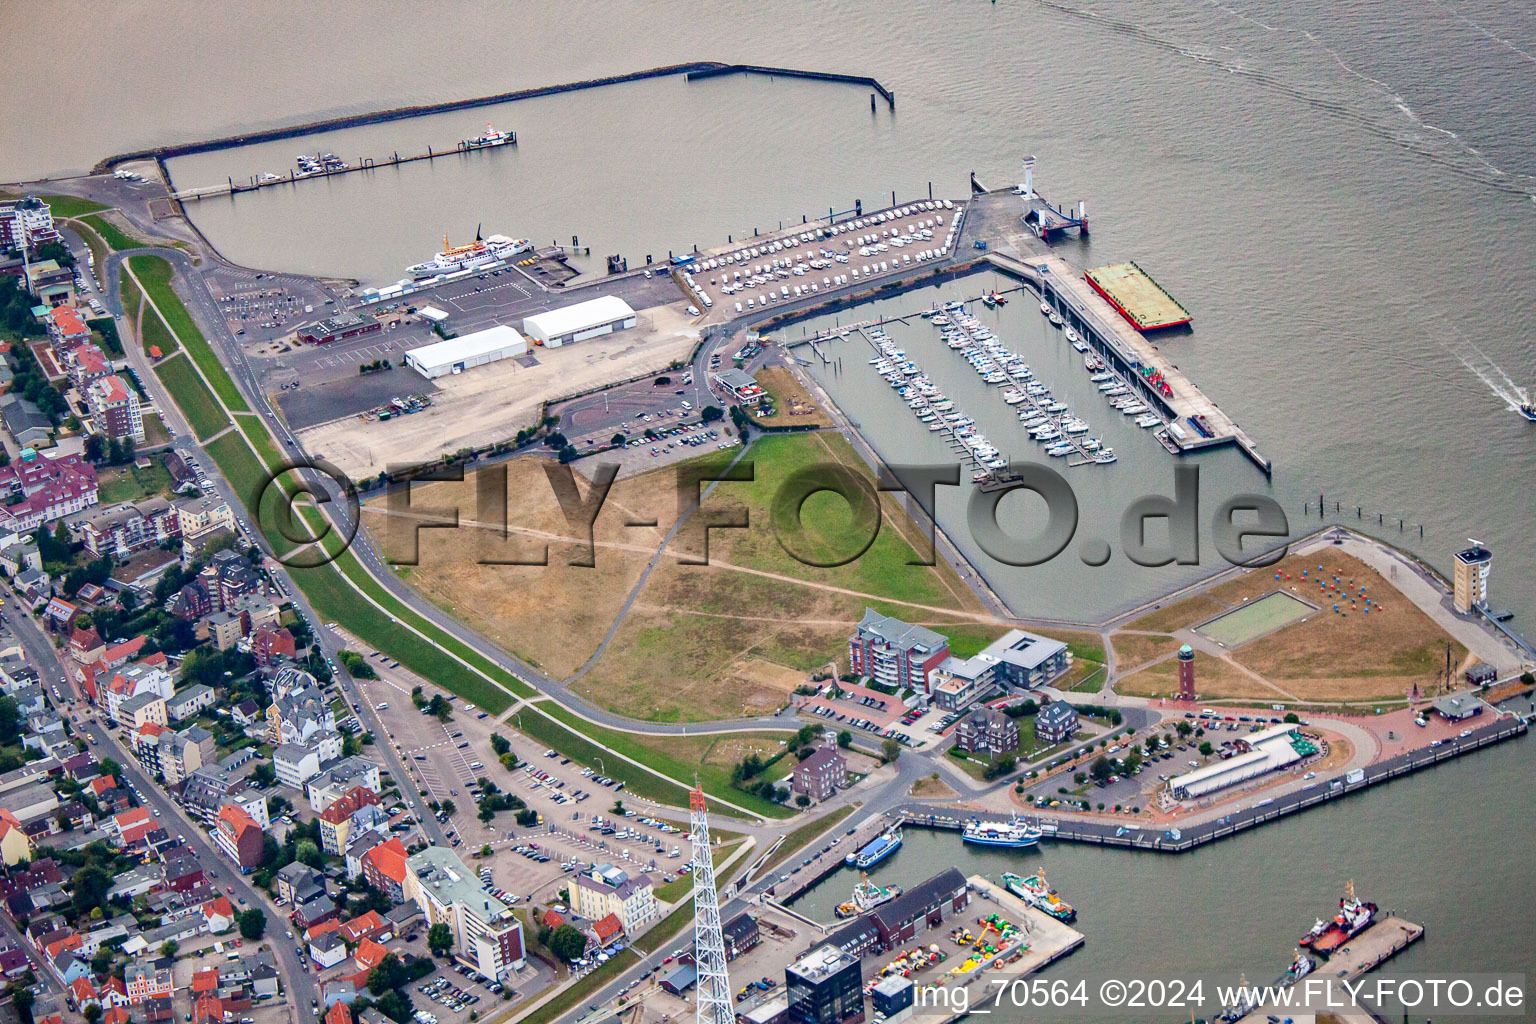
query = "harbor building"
xmin=299 ymin=312 xmax=379 ymax=346
xmin=1166 ymin=723 xmax=1308 ymax=800
xmin=848 ymin=610 xmax=950 ymax=694
xmin=1432 ymin=695 xmax=1485 ymax=722
xmin=1454 ymin=543 xmax=1492 ymax=613
xmin=867 ymin=867 xmax=969 ymax=951
xmin=785 ymin=945 xmax=864 ymax=1024
xmin=404 ymin=324 xmax=527 ymax=379
xmin=1177 ymin=644 xmax=1196 ymax=700
xmin=521 ymin=295 xmax=635 ymax=348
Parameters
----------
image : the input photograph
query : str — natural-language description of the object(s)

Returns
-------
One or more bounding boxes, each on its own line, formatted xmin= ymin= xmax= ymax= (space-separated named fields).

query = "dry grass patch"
xmin=750 ymin=366 xmax=832 ymax=428
xmin=910 ymin=775 xmax=958 ymax=800
xmin=1110 ymin=633 xmax=1179 ymax=674
xmin=1116 ymin=655 xmax=1277 ymax=700
xmin=1123 ymin=593 xmax=1228 ymax=633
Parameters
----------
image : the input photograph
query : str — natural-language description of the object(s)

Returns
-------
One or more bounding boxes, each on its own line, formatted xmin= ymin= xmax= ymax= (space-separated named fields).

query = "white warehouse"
xmin=404 ymin=324 xmax=527 ymax=379
xmin=522 ymin=295 xmax=636 ymax=348
xmin=1165 ymin=723 xmax=1304 ymax=800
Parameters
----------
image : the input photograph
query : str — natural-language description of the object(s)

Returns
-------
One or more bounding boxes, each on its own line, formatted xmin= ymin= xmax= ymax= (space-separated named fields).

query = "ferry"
xmin=465 ymin=123 xmax=515 ymax=149
xmin=835 ymin=875 xmax=902 ymax=918
xmin=1002 ymin=869 xmax=1076 ymax=922
xmin=1298 ymin=882 xmax=1377 ymax=955
xmin=407 ymin=231 xmax=533 ymax=278
xmin=845 ymin=827 xmax=903 ymax=870
xmin=961 ymin=818 xmax=1042 ymax=848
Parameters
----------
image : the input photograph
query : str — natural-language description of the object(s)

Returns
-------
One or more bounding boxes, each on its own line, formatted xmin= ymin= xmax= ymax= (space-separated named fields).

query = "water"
xmin=3 ymin=0 xmax=1533 ymax=994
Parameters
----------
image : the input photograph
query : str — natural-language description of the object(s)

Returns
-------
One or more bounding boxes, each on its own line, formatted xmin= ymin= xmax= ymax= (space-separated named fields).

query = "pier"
xmin=887 ymin=708 xmax=1527 ymax=853
xmin=986 ymin=247 xmax=1273 ymax=474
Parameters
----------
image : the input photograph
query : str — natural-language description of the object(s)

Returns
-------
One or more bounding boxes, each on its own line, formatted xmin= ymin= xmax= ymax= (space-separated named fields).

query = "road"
xmin=2 ymin=598 xmax=316 ymax=1022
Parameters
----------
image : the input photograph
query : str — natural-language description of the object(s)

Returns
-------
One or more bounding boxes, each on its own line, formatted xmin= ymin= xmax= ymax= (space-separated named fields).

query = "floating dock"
xmin=1084 ymin=260 xmax=1191 ymax=331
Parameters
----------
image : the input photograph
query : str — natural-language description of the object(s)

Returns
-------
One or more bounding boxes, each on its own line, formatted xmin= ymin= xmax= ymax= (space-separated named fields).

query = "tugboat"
xmin=1002 ymin=869 xmax=1076 ymax=922
xmin=1298 ymin=882 xmax=1377 ymax=955
xmin=961 ymin=817 xmax=1042 ymax=848
xmin=835 ymin=875 xmax=902 ymax=918
xmin=1279 ymin=948 xmax=1315 ymax=985
xmin=844 ymin=826 xmax=903 ymax=869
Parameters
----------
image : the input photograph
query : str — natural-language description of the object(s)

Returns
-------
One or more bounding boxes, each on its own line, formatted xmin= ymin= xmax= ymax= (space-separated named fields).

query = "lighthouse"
xmin=1177 ymin=644 xmax=1196 ymax=701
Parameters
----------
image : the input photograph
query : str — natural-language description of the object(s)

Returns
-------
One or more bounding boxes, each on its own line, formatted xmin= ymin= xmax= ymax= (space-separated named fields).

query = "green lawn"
xmin=128 ymin=254 xmax=249 ymax=412
xmin=764 ymin=803 xmax=858 ymax=871
xmin=634 ymin=901 xmax=695 ymax=955
xmin=505 ymin=705 xmax=692 ymax=806
xmin=119 ymin=267 xmax=142 ymax=322
xmin=153 ymin=353 xmax=228 ymax=440
xmin=205 ymin=431 xmax=272 ymax=516
xmin=513 ymin=951 xmax=639 ymax=1024
xmin=97 ymin=461 xmax=173 ymax=505
xmin=43 ymin=195 xmax=109 ymax=218
xmin=140 ymin=307 xmax=178 ymax=356
xmin=537 ymin=702 xmax=793 ymax=819
xmin=653 ymin=841 xmax=743 ymax=903
xmin=81 ymin=213 xmax=140 ymax=252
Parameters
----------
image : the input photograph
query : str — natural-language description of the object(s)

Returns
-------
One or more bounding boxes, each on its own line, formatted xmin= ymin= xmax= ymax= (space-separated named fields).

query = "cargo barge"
xmin=1083 ymin=260 xmax=1192 ymax=331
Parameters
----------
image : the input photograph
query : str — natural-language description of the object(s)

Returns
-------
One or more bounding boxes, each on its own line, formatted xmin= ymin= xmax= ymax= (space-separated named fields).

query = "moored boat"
xmin=1299 ymin=882 xmax=1377 ymax=955
xmin=836 ymin=875 xmax=902 ymax=918
xmin=1002 ymin=869 xmax=1076 ymax=922
xmin=962 ymin=818 xmax=1042 ymax=848
xmin=845 ymin=827 xmax=903 ymax=870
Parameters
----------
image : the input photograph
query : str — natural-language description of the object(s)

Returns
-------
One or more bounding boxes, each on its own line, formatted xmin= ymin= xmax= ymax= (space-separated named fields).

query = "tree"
xmin=160 ymin=940 xmax=179 ymax=958
xmin=83 ymin=1005 xmax=102 ymax=1024
xmin=516 ymin=808 xmax=538 ymax=827
xmin=296 ymin=839 xmax=323 ymax=868
xmin=880 ymin=738 xmax=901 ymax=763
xmin=1198 ymin=741 xmax=1214 ymax=757
xmin=1175 ymin=721 xmax=1193 ymax=738
xmin=70 ymin=865 xmax=114 ymax=918
xmin=83 ymin=433 xmax=106 ymax=463
xmin=368 ymin=954 xmax=409 ymax=996
xmin=375 ymin=990 xmax=414 ymax=1024
xmin=0 ymin=696 xmax=18 ymax=745
xmin=1283 ymin=712 xmax=1300 ymax=724
xmin=610 ymin=433 xmax=627 ymax=447
xmin=489 ymin=733 xmax=511 ymax=756
xmin=428 ymin=694 xmax=452 ymax=721
xmin=428 ymin=922 xmax=454 ymax=957
xmin=439 ymin=799 xmax=456 ymax=818
xmin=548 ymin=924 xmax=586 ymax=963
xmin=238 ymin=909 xmax=266 ymax=940
xmin=795 ymin=794 xmax=811 ymax=808
xmin=1089 ymin=756 xmax=1114 ymax=782
xmin=701 ymin=405 xmax=724 ymax=423
xmin=837 ymin=730 xmax=852 ymax=749
xmin=251 ymin=761 xmax=277 ymax=787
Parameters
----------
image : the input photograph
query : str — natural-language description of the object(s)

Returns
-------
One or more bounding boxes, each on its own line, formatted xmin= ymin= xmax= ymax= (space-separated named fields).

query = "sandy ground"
xmin=300 ymin=305 xmax=698 ymax=481
xmin=750 ymin=366 xmax=832 ymax=428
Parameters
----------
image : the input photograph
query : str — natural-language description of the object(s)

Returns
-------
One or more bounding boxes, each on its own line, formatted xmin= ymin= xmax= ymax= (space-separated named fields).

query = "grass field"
xmin=97 ymin=461 xmax=173 ymax=505
xmin=128 ymin=255 xmax=250 ymax=411
xmin=81 ymin=213 xmax=141 ymax=252
xmin=43 ymin=195 xmax=108 ymax=218
xmin=750 ymin=366 xmax=832 ymax=428
xmin=119 ymin=267 xmax=142 ymax=323
xmin=153 ymin=354 xmax=228 ymax=439
xmin=1197 ymin=591 xmax=1314 ymax=646
xmin=1112 ymin=551 xmax=1466 ymax=701
xmin=1110 ymin=633 xmax=1178 ymax=673
xmin=140 ymin=307 xmax=178 ymax=356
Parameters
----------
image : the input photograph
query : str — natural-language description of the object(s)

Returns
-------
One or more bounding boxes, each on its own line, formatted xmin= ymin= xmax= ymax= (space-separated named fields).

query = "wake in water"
xmin=1443 ymin=328 xmax=1531 ymax=409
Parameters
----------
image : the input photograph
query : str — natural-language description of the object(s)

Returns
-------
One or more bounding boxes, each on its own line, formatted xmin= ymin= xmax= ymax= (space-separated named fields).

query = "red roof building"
xmin=214 ymin=804 xmax=264 ymax=872
xmin=353 ymin=938 xmax=388 ymax=971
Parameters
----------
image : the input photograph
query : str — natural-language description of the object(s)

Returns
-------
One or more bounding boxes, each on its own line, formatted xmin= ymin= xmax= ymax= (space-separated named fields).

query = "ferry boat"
xmin=836 ymin=875 xmax=902 ymax=918
xmin=962 ymin=818 xmax=1042 ymax=848
xmin=407 ymin=231 xmax=533 ymax=278
xmin=465 ymin=123 xmax=514 ymax=149
xmin=1298 ymin=882 xmax=1377 ymax=955
xmin=1002 ymin=869 xmax=1076 ymax=922
xmin=845 ymin=827 xmax=903 ymax=870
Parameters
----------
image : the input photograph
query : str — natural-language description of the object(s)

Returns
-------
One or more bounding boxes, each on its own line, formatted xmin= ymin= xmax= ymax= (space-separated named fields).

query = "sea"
xmin=2 ymin=1 xmax=1532 ymax=1012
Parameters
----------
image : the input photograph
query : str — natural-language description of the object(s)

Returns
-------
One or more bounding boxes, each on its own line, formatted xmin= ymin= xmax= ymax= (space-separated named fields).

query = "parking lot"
xmin=683 ymin=198 xmax=962 ymax=320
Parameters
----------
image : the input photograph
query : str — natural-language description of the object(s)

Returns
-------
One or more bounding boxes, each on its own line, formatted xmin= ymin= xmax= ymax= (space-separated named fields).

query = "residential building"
xmin=133 ymin=724 xmax=204 ymax=784
xmin=213 ymin=804 xmax=264 ymax=872
xmin=119 ymin=690 xmax=167 ymax=730
xmin=785 ymin=945 xmax=864 ymax=1024
xmin=78 ymin=498 xmax=177 ymax=558
xmin=932 ymin=629 xmax=1069 ymax=696
xmin=568 ymin=864 xmax=658 ymax=934
xmin=404 ymin=847 xmax=525 ymax=980
xmin=206 ymin=611 xmax=244 ymax=652
xmin=273 ymin=744 xmax=323 ymax=789
xmin=1033 ymin=701 xmax=1078 ymax=744
xmin=46 ymin=306 xmax=91 ymax=350
xmin=266 ymin=673 xmax=334 ymax=747
xmin=953 ymin=707 xmax=1019 ymax=757
xmin=790 ymin=747 xmax=847 ymax=802
xmin=101 ymin=658 xmax=174 ymax=722
xmin=317 ymin=787 xmax=382 ymax=856
xmin=0 ymin=394 xmax=52 ymax=451
xmin=166 ymin=684 xmax=215 ymax=721
xmin=306 ymin=757 xmax=381 ymax=812
xmin=848 ymin=609 xmax=950 ymax=694
xmin=1 ymin=195 xmax=62 ymax=252
xmin=24 ymin=259 xmax=75 ymax=306
xmin=360 ymin=838 xmax=408 ymax=904
xmin=250 ymin=627 xmax=296 ymax=666
xmin=0 ymin=451 xmax=98 ymax=532
xmin=124 ymin=964 xmax=173 ymax=1005
xmin=0 ymin=808 xmax=31 ymax=866
xmin=175 ymin=497 xmax=235 ymax=548
xmin=275 ymin=863 xmax=326 ymax=908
